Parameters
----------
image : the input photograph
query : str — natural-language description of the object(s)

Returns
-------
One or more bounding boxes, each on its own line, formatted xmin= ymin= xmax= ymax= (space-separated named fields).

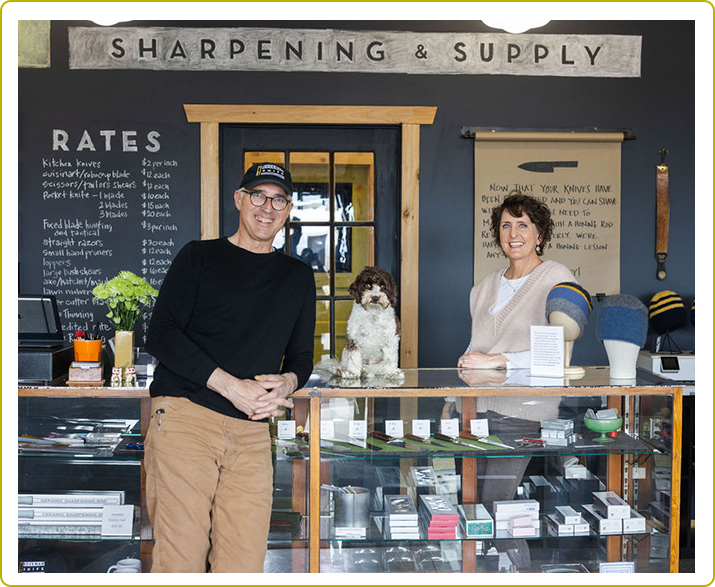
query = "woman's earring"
xmin=536 ymin=244 xmax=542 ymax=254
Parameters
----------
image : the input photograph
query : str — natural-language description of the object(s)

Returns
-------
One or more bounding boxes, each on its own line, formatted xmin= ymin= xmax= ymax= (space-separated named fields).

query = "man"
xmin=144 ymin=162 xmax=316 ymax=573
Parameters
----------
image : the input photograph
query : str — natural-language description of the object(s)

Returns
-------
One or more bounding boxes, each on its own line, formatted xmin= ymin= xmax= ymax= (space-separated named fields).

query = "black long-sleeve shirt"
xmin=146 ymin=238 xmax=316 ymax=420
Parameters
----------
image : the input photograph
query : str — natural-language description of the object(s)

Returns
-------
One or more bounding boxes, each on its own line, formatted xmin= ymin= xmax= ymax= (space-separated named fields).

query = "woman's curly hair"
xmin=490 ymin=190 xmax=554 ymax=256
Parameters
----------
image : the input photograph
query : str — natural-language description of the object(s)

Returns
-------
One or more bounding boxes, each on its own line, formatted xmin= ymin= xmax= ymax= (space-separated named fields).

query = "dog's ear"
xmin=385 ymin=275 xmax=398 ymax=308
xmin=348 ymin=276 xmax=361 ymax=301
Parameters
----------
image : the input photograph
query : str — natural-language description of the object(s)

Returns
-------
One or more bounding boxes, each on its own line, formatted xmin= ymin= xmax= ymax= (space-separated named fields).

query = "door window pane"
xmin=334 ymin=299 xmax=354 ymax=363
xmin=334 ymin=153 xmax=374 ymax=222
xmin=243 ymin=151 xmax=285 ymax=171
xmin=335 ymin=226 xmax=375 ymax=297
xmin=314 ymin=300 xmax=331 ymax=361
xmin=289 ymin=153 xmax=330 ymax=223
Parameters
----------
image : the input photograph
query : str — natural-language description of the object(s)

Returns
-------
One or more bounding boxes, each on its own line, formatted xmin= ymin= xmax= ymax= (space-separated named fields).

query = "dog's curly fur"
xmin=339 ymin=266 xmax=403 ymax=379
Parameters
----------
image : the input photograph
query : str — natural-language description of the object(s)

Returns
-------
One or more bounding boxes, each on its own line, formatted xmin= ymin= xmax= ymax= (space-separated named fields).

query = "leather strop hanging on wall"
xmin=655 ymin=149 xmax=669 ymax=281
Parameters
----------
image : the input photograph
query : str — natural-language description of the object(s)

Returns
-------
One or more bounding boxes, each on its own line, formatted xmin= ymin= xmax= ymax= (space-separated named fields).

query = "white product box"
xmin=508 ymin=524 xmax=536 ymax=537
xmin=622 ymin=509 xmax=647 ymax=534
xmin=493 ymin=499 xmax=539 ymax=516
xmin=554 ymin=505 xmax=582 ymax=525
xmin=564 ymin=464 xmax=589 ymax=479
xmin=593 ymin=491 xmax=630 ymax=519
xmin=546 ymin=514 xmax=574 ymax=536
xmin=582 ymin=504 xmax=622 ymax=535
xmin=494 ymin=510 xmax=540 ymax=523
xmin=573 ymin=521 xmax=591 ymax=535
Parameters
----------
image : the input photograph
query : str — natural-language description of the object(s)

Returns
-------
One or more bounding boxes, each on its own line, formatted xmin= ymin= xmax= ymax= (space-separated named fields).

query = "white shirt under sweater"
xmin=458 ymin=260 xmax=576 ymax=422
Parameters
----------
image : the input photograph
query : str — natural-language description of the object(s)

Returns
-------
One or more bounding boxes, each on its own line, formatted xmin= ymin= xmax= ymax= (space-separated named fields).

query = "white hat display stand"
xmin=603 ymin=339 xmax=640 ymax=379
xmin=548 ymin=310 xmax=585 ymax=378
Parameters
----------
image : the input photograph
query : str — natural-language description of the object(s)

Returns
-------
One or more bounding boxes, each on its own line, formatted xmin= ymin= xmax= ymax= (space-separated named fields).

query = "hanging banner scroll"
xmin=473 ymin=132 xmax=623 ymax=295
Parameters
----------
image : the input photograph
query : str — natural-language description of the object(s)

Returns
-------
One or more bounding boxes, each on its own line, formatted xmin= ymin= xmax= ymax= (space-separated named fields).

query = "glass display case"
xmin=18 ymin=365 xmax=681 ymax=574
xmin=16 ymin=388 xmax=310 ymax=573
xmin=292 ymin=366 xmax=682 ymax=573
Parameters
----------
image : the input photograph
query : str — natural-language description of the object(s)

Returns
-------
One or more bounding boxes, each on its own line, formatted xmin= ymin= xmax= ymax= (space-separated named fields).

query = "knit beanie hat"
xmin=648 ymin=290 xmax=686 ymax=335
xmin=545 ymin=282 xmax=593 ymax=339
xmin=596 ymin=294 xmax=648 ymax=347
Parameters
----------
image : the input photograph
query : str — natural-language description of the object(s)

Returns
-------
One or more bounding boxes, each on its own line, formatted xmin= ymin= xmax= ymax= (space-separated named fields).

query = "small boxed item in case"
xmin=622 ymin=508 xmax=647 ymax=534
xmin=493 ymin=499 xmax=539 ymax=517
xmin=581 ymin=504 xmax=622 ymax=534
xmin=508 ymin=516 xmax=537 ymax=537
xmin=554 ymin=505 xmax=581 ymax=525
xmin=545 ymin=513 xmax=574 ymax=536
xmin=592 ymin=491 xmax=630 ymax=519
xmin=458 ymin=504 xmax=493 ymax=538
xmin=541 ymin=418 xmax=575 ymax=432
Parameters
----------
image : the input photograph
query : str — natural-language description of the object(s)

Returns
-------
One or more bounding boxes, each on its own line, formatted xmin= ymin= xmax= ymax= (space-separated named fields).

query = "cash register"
xmin=18 ymin=294 xmax=74 ymax=384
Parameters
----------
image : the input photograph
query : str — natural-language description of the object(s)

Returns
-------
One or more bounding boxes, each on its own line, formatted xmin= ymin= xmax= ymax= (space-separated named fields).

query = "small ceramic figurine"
xmin=110 ymin=367 xmax=123 ymax=387
xmin=125 ymin=366 xmax=137 ymax=388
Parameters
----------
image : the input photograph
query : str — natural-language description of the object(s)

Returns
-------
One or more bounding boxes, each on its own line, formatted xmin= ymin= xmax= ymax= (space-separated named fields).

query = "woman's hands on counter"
xmin=457 ymin=351 xmax=507 ymax=370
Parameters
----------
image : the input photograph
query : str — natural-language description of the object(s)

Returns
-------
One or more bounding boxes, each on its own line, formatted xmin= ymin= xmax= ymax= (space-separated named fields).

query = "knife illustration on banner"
xmin=518 ymin=161 xmax=579 ymax=173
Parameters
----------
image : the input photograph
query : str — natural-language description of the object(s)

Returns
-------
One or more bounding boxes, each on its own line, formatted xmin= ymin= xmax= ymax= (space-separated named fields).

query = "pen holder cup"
xmin=73 ymin=339 xmax=102 ymax=362
xmin=333 ymin=487 xmax=370 ymax=528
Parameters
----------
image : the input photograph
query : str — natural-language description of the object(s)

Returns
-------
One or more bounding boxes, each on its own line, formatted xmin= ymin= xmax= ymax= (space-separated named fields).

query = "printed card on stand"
xmin=440 ymin=418 xmax=459 ymax=438
xmin=412 ymin=419 xmax=431 ymax=439
xmin=385 ymin=420 xmax=404 ymax=438
xmin=470 ymin=419 xmax=489 ymax=438
xmin=530 ymin=325 xmax=565 ymax=378
xmin=101 ymin=505 xmax=134 ymax=536
xmin=349 ymin=420 xmax=367 ymax=439
xmin=277 ymin=420 xmax=296 ymax=440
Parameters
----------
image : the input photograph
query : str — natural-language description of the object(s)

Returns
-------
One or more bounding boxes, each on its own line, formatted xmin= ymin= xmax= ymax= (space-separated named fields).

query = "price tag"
xmin=470 ymin=419 xmax=490 ymax=438
xmin=440 ymin=418 xmax=460 ymax=438
xmin=349 ymin=420 xmax=367 ymax=439
xmin=101 ymin=505 xmax=133 ymax=536
xmin=277 ymin=420 xmax=296 ymax=440
xmin=321 ymin=420 xmax=335 ymax=439
xmin=385 ymin=420 xmax=404 ymax=438
xmin=412 ymin=419 xmax=431 ymax=439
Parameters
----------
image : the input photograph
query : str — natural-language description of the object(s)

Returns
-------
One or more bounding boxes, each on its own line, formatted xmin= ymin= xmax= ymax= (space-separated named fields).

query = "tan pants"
xmin=145 ymin=396 xmax=273 ymax=572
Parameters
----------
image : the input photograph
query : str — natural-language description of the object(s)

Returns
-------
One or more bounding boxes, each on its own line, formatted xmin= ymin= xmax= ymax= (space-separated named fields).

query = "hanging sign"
xmin=69 ymin=27 xmax=641 ymax=77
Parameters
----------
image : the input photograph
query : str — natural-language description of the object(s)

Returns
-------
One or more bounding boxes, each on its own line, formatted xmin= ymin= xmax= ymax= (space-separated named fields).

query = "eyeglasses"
xmin=241 ymin=189 xmax=292 ymax=211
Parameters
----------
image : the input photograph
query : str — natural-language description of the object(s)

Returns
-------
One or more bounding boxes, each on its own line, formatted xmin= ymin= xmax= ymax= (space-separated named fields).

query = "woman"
xmin=448 ymin=191 xmax=576 ymax=422
xmin=459 ymin=191 xmax=574 ymax=373
xmin=452 ymin=192 xmax=577 ymax=569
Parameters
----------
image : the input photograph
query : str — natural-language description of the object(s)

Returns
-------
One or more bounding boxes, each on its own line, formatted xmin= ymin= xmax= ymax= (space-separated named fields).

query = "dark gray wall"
xmin=19 ymin=20 xmax=695 ymax=367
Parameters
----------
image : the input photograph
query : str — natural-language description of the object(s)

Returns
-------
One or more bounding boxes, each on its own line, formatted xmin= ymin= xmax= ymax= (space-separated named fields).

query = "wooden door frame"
xmin=183 ymin=104 xmax=437 ymax=368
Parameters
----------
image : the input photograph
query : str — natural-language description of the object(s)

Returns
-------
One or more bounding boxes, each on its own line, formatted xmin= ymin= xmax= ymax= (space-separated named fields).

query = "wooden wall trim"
xmin=200 ymin=122 xmax=220 ymax=240
xmin=400 ymin=123 xmax=420 ymax=368
xmin=185 ymin=104 xmax=437 ymax=125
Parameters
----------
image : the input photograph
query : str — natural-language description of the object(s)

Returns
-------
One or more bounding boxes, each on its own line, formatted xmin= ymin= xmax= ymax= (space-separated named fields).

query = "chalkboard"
xmin=18 ymin=122 xmax=200 ymax=344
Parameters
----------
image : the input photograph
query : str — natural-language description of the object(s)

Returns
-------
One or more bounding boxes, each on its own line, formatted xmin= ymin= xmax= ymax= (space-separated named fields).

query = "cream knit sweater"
xmin=469 ymin=260 xmax=576 ymax=422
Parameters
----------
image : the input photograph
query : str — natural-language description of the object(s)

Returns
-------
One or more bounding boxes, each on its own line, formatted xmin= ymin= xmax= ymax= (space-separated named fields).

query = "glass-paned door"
xmin=221 ymin=126 xmax=399 ymax=363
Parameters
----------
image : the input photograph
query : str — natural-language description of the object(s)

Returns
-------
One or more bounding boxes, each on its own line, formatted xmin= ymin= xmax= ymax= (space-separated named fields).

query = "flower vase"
xmin=114 ymin=330 xmax=135 ymax=369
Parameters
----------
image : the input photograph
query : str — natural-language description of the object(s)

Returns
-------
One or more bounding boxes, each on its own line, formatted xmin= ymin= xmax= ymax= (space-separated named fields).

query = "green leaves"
xmin=92 ymin=270 xmax=159 ymax=331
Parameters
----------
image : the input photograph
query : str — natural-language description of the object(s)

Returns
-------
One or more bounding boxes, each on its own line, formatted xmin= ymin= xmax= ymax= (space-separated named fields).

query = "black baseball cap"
xmin=239 ymin=162 xmax=293 ymax=196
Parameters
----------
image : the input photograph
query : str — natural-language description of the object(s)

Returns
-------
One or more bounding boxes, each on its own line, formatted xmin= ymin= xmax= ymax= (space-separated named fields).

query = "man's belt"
xmin=655 ymin=149 xmax=669 ymax=281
